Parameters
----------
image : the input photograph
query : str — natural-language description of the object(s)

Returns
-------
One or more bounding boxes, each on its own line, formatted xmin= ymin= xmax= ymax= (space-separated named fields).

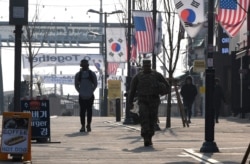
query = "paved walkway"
xmin=0 ymin=116 xmax=249 ymax=164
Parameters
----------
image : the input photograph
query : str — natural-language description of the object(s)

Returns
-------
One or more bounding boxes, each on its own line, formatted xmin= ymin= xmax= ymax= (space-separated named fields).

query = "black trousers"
xmin=79 ymin=95 xmax=94 ymax=126
xmin=183 ymin=101 xmax=193 ymax=121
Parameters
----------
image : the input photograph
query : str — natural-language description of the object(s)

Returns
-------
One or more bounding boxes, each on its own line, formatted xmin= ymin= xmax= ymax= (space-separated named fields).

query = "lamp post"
xmin=87 ymin=31 xmax=104 ymax=116
xmin=87 ymin=9 xmax=124 ymax=116
xmin=200 ymin=0 xmax=219 ymax=153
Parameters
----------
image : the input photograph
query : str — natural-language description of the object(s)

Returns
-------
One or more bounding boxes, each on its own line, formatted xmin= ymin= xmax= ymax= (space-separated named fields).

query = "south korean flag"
xmin=106 ymin=28 xmax=127 ymax=62
xmin=174 ymin=0 xmax=207 ymax=38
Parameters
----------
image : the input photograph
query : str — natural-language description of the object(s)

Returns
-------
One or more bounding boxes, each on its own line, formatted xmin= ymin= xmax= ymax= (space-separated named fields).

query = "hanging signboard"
xmin=108 ymin=80 xmax=121 ymax=99
xmin=0 ymin=112 xmax=31 ymax=156
xmin=21 ymin=99 xmax=50 ymax=141
xmin=193 ymin=60 xmax=205 ymax=73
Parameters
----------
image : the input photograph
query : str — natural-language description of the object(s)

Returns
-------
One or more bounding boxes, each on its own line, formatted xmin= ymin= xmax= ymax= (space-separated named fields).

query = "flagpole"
xmin=99 ymin=0 xmax=104 ymax=116
xmin=87 ymin=9 xmax=124 ymax=116
xmin=123 ymin=0 xmax=134 ymax=124
xmin=200 ymin=0 xmax=219 ymax=153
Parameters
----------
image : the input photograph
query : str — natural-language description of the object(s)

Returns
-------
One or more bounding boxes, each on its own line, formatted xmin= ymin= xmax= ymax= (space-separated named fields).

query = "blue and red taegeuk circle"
xmin=111 ymin=42 xmax=121 ymax=52
xmin=180 ymin=8 xmax=196 ymax=23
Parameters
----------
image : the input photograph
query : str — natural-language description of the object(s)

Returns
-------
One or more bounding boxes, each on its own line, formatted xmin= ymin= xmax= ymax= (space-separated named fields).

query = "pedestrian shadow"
xmin=83 ymin=147 xmax=107 ymax=151
xmin=225 ymin=116 xmax=250 ymax=124
xmin=118 ymin=135 xmax=142 ymax=144
xmin=160 ymin=128 xmax=178 ymax=137
xmin=122 ymin=146 xmax=157 ymax=153
xmin=65 ymin=132 xmax=89 ymax=137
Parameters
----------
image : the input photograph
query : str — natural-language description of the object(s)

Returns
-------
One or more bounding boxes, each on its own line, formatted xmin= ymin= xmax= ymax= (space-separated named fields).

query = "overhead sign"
xmin=22 ymin=74 xmax=126 ymax=90
xmin=22 ymin=53 xmax=104 ymax=69
xmin=0 ymin=22 xmax=123 ymax=45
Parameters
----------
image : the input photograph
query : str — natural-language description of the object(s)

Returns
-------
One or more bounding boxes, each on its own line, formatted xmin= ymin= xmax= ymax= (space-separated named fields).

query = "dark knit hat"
xmin=80 ymin=59 xmax=89 ymax=64
xmin=142 ymin=60 xmax=151 ymax=66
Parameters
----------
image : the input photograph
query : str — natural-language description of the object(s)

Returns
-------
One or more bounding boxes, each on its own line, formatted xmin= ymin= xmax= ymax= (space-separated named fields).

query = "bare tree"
xmin=118 ymin=0 xmax=185 ymax=128
xmin=161 ymin=0 xmax=185 ymax=128
xmin=22 ymin=4 xmax=49 ymax=97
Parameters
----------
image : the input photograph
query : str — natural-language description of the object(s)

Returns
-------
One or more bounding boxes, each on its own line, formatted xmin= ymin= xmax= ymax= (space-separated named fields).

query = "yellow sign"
xmin=199 ymin=86 xmax=205 ymax=94
xmin=193 ymin=60 xmax=205 ymax=72
xmin=108 ymin=80 xmax=121 ymax=99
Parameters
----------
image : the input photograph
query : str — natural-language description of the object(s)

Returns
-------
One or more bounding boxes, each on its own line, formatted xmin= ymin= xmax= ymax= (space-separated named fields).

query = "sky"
xmin=0 ymin=0 xmax=187 ymax=95
xmin=0 ymin=0 xmax=126 ymax=93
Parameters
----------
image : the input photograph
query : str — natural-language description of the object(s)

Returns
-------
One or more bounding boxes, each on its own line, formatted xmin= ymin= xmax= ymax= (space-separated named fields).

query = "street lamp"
xmin=87 ymin=31 xmax=104 ymax=116
xmin=200 ymin=0 xmax=219 ymax=153
xmin=87 ymin=9 xmax=124 ymax=116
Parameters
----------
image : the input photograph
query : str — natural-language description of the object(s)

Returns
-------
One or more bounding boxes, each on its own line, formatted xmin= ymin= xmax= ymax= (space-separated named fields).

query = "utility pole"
xmin=123 ymin=0 xmax=134 ymax=124
xmin=200 ymin=0 xmax=219 ymax=153
xmin=152 ymin=0 xmax=157 ymax=70
xmin=0 ymin=48 xmax=4 ymax=114
xmin=99 ymin=0 xmax=104 ymax=116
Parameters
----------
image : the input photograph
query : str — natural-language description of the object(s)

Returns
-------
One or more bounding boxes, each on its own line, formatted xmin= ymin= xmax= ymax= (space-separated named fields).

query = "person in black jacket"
xmin=213 ymin=78 xmax=225 ymax=123
xmin=180 ymin=76 xmax=197 ymax=123
xmin=74 ymin=59 xmax=98 ymax=132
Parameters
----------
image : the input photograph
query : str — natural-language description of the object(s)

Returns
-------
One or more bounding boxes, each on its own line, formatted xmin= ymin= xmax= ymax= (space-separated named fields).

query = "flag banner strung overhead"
xmin=106 ymin=28 xmax=127 ymax=62
xmin=23 ymin=74 xmax=102 ymax=88
xmin=107 ymin=62 xmax=120 ymax=75
xmin=154 ymin=12 xmax=163 ymax=55
xmin=174 ymin=0 xmax=207 ymax=38
xmin=216 ymin=0 xmax=249 ymax=37
xmin=22 ymin=53 xmax=104 ymax=69
xmin=133 ymin=11 xmax=154 ymax=54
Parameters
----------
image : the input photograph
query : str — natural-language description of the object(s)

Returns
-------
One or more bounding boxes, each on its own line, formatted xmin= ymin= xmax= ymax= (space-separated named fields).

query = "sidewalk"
xmin=0 ymin=116 xmax=249 ymax=164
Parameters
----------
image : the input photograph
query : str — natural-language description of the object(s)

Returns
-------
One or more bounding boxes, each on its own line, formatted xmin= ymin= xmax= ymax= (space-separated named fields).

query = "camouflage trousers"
xmin=138 ymin=96 xmax=160 ymax=138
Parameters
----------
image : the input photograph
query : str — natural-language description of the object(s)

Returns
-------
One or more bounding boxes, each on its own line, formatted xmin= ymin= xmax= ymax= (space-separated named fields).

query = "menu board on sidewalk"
xmin=1 ymin=112 xmax=31 ymax=154
xmin=21 ymin=100 xmax=50 ymax=141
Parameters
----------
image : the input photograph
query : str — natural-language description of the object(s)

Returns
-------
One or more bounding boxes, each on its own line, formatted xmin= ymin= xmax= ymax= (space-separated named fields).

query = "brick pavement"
xmin=0 ymin=116 xmax=249 ymax=164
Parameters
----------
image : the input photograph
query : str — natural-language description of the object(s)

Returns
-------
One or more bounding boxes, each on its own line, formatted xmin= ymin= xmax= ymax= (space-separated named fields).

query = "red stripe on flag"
xmin=107 ymin=62 xmax=119 ymax=75
xmin=130 ymin=34 xmax=137 ymax=61
xmin=216 ymin=0 xmax=249 ymax=37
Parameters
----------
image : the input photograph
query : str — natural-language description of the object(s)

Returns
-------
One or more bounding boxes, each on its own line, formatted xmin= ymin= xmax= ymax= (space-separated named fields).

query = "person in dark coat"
xmin=180 ymin=76 xmax=197 ymax=123
xmin=74 ymin=59 xmax=98 ymax=132
xmin=213 ymin=78 xmax=225 ymax=123
xmin=128 ymin=60 xmax=170 ymax=147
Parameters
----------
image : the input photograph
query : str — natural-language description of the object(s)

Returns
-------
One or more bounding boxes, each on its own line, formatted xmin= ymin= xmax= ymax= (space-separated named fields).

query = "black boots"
xmin=79 ymin=126 xmax=85 ymax=132
xmin=144 ymin=136 xmax=153 ymax=147
xmin=86 ymin=124 xmax=91 ymax=132
xmin=80 ymin=124 xmax=91 ymax=132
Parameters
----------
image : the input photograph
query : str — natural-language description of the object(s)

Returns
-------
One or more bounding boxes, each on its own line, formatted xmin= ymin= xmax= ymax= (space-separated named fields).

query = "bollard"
xmin=115 ymin=98 xmax=121 ymax=122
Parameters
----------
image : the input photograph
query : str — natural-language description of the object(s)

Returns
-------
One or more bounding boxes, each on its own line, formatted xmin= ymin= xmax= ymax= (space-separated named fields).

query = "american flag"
xmin=133 ymin=11 xmax=154 ymax=54
xmin=217 ymin=0 xmax=249 ymax=37
xmin=107 ymin=62 xmax=120 ymax=75
xmin=130 ymin=32 xmax=137 ymax=61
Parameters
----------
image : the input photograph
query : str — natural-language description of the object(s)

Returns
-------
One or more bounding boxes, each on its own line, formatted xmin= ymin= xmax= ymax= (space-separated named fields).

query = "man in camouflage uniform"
xmin=128 ymin=60 xmax=170 ymax=147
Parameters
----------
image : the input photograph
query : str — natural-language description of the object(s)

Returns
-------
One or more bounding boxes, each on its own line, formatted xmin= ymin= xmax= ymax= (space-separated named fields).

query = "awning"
xmin=193 ymin=39 xmax=204 ymax=48
xmin=236 ymin=49 xmax=250 ymax=59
